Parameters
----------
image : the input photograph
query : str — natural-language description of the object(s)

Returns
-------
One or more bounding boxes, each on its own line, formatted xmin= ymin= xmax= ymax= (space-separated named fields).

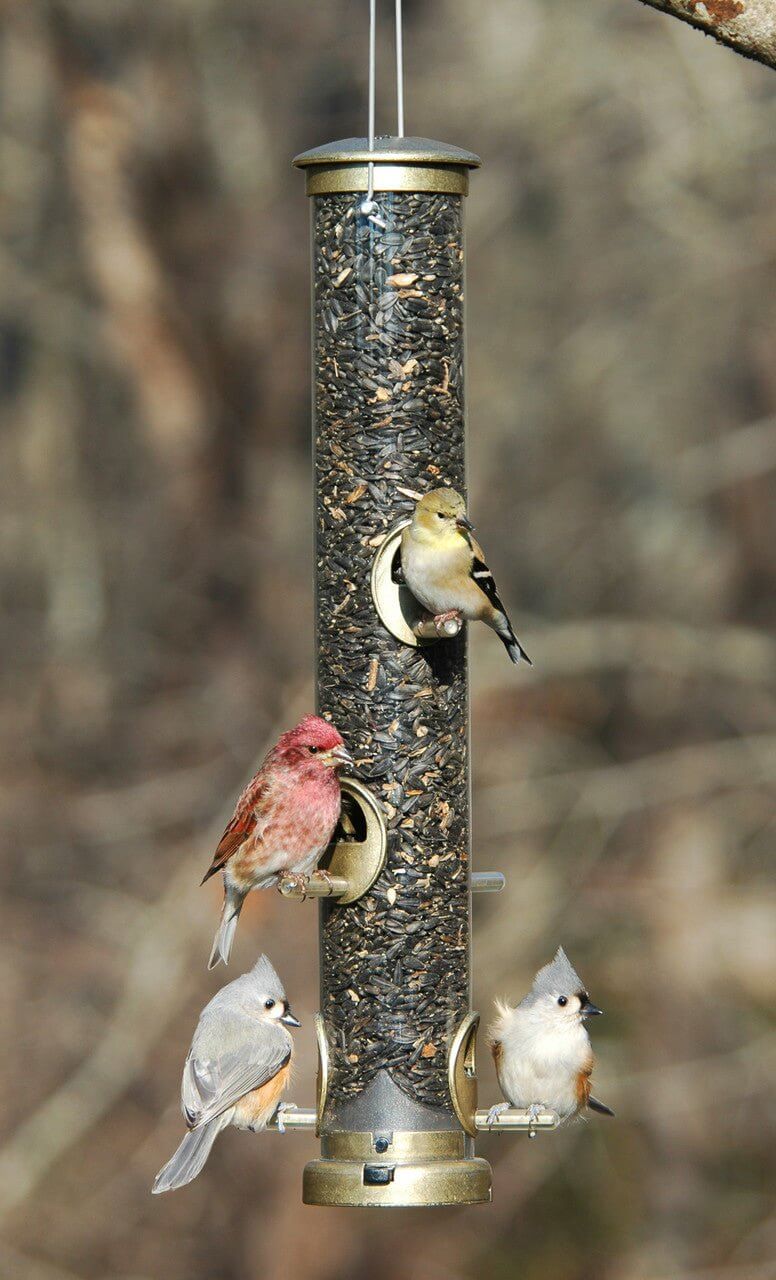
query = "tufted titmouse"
xmin=487 ymin=947 xmax=614 ymax=1126
xmin=152 ymin=954 xmax=300 ymax=1193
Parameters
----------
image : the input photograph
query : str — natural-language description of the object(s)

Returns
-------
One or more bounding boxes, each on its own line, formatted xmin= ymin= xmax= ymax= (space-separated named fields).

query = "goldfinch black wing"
xmin=468 ymin=537 xmax=532 ymax=666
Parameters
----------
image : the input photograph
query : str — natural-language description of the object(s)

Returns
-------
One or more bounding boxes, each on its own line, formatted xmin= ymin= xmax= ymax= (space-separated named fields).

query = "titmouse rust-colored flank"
xmin=399 ymin=488 xmax=531 ymax=665
xmin=487 ymin=947 xmax=614 ymax=1126
xmin=202 ymin=714 xmax=352 ymax=968
xmin=152 ymin=954 xmax=300 ymax=1194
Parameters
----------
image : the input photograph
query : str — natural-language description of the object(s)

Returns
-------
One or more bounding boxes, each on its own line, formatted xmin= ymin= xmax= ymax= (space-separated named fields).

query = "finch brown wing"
xmin=200 ymin=814 xmax=257 ymax=884
xmin=200 ymin=773 xmax=268 ymax=884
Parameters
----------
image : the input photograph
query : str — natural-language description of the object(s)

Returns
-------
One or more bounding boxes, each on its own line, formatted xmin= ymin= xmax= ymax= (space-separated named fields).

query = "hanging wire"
xmin=361 ymin=0 xmax=378 ymax=215
xmin=395 ymin=0 xmax=405 ymax=138
xmin=361 ymin=0 xmax=405 ymax=219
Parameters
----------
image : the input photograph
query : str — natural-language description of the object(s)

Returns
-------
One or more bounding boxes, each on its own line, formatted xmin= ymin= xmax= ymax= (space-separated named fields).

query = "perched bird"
xmin=152 ymin=954 xmax=300 ymax=1194
xmin=399 ymin=488 xmax=531 ymax=664
xmin=202 ymin=714 xmax=352 ymax=969
xmin=487 ymin=947 xmax=614 ymax=1125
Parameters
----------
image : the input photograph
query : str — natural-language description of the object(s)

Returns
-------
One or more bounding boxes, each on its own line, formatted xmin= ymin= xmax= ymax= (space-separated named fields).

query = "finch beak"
xmin=323 ymin=744 xmax=353 ymax=769
xmin=580 ymin=998 xmax=603 ymax=1017
xmin=456 ymin=515 xmax=475 ymax=532
xmin=281 ymin=1006 xmax=301 ymax=1028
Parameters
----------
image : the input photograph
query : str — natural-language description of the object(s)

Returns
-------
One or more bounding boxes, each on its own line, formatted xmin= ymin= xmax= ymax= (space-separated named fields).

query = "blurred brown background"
xmin=1 ymin=1 xmax=775 ymax=1277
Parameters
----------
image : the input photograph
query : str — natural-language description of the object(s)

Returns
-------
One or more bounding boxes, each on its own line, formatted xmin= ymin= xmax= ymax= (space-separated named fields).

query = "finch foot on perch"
xmin=411 ymin=609 xmax=464 ymax=641
xmin=311 ymin=869 xmax=336 ymax=891
xmin=278 ymin=872 xmax=308 ymax=898
xmin=485 ymin=1103 xmax=510 ymax=1128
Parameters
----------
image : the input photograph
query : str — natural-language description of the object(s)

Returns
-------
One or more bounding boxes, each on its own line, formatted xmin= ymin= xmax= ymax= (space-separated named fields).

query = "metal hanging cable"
xmin=395 ymin=0 xmax=405 ymax=138
xmin=361 ymin=0 xmax=405 ymax=216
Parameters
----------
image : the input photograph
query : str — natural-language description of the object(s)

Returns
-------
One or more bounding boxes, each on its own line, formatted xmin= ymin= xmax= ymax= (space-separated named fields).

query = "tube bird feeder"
xmin=293 ymin=137 xmax=494 ymax=1208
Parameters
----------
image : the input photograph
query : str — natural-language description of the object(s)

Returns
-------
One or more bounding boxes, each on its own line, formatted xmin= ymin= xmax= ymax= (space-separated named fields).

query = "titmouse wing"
xmin=182 ymin=1016 xmax=291 ymax=1129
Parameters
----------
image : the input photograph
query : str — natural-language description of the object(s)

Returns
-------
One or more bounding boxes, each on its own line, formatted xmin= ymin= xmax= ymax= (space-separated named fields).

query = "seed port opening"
xmin=371 ymin=520 xmax=464 ymax=648
xmin=318 ymin=777 xmax=388 ymax=904
xmin=448 ymin=1012 xmax=480 ymax=1138
xmin=277 ymin=779 xmax=387 ymax=904
xmin=338 ymin=789 xmax=369 ymax=844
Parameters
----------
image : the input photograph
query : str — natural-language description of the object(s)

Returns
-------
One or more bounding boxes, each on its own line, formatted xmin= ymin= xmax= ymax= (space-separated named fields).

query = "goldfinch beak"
xmin=322 ymin=744 xmax=353 ymax=769
xmin=580 ymin=998 xmax=603 ymax=1017
xmin=281 ymin=1006 xmax=301 ymax=1028
xmin=456 ymin=515 xmax=475 ymax=532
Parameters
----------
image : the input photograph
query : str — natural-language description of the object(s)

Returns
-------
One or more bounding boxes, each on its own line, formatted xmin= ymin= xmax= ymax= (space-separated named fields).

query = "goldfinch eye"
xmin=557 ymin=996 xmax=568 ymax=1007
xmin=437 ymin=511 xmax=445 ymax=519
xmin=264 ymin=999 xmax=275 ymax=1010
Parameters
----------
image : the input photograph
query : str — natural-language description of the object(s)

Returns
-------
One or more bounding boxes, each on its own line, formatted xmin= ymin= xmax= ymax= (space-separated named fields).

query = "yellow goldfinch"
xmin=399 ymin=488 xmax=531 ymax=665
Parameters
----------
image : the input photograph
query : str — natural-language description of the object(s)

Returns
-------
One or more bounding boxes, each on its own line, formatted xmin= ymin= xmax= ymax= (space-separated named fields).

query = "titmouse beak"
xmin=580 ymin=997 xmax=603 ymax=1017
xmin=456 ymin=515 xmax=475 ymax=532
xmin=281 ymin=1004 xmax=301 ymax=1028
xmin=323 ymin=743 xmax=353 ymax=769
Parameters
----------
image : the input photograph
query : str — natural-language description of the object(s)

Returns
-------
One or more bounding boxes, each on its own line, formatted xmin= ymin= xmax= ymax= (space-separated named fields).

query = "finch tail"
xmin=492 ymin=611 xmax=532 ymax=666
xmin=152 ymin=1112 xmax=231 ymax=1194
xmin=588 ymin=1095 xmax=615 ymax=1117
xmin=208 ymin=885 xmax=246 ymax=970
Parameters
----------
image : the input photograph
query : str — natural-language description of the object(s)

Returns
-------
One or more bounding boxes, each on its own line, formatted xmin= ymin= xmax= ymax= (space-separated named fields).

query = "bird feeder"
xmin=286 ymin=135 xmax=533 ymax=1209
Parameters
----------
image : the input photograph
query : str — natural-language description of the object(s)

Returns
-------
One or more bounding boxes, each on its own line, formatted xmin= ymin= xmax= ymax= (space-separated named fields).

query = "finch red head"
xmin=202 ymin=714 xmax=353 ymax=968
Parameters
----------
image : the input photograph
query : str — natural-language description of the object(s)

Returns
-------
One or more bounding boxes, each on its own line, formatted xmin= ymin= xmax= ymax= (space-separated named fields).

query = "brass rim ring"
xmin=321 ymin=776 xmax=388 ymax=905
xmin=304 ymin=163 xmax=470 ymax=197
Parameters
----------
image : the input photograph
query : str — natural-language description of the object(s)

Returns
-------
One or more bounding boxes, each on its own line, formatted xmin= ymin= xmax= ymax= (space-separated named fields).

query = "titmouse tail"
xmin=152 ymin=1112 xmax=231 ymax=1194
xmin=492 ymin=610 xmax=532 ymax=666
xmin=208 ymin=885 xmax=246 ymax=970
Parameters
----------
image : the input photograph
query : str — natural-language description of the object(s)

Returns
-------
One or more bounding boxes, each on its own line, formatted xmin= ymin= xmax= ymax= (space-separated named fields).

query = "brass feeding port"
xmin=277 ymin=776 xmax=387 ymax=905
xmin=277 ymin=776 xmax=504 ymax=903
xmin=371 ymin=520 xmax=464 ymax=647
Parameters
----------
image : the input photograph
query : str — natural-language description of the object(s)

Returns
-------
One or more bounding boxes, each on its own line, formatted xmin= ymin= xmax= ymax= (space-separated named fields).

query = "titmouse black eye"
xmin=264 ymin=999 xmax=276 ymax=1010
xmin=557 ymin=996 xmax=568 ymax=1007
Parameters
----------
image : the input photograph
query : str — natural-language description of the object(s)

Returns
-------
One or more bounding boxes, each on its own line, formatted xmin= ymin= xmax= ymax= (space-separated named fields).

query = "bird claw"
xmin=278 ymin=872 xmax=308 ymax=899
xmin=311 ymin=869 xmax=336 ymax=891
xmin=485 ymin=1103 xmax=510 ymax=1128
xmin=433 ymin=610 xmax=464 ymax=637
xmin=275 ymin=1103 xmax=297 ymax=1134
xmin=526 ymin=1102 xmax=546 ymax=1138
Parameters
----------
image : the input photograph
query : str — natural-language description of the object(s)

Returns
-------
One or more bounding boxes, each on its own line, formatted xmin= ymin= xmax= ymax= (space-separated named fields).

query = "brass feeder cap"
xmin=293 ymin=136 xmax=481 ymax=196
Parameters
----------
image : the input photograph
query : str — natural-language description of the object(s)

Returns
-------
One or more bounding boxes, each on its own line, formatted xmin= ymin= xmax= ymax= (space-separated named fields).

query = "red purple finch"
xmin=202 ymin=715 xmax=352 ymax=968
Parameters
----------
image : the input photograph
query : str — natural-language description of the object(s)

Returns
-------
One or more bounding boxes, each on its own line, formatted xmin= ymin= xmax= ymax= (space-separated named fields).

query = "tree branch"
xmin=637 ymin=0 xmax=776 ymax=71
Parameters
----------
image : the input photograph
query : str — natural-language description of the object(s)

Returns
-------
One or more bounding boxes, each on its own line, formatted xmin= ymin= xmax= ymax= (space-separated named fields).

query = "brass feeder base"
xmin=303 ymin=1130 xmax=492 ymax=1209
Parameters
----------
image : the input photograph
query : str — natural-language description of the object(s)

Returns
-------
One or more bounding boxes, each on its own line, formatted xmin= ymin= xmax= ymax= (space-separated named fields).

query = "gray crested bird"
xmin=399 ymin=488 xmax=531 ymax=664
xmin=152 ymin=955 xmax=300 ymax=1194
xmin=487 ymin=947 xmax=614 ymax=1126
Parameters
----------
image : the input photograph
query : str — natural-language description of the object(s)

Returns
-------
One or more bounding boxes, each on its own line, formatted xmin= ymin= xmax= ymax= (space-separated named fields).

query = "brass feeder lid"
xmin=293 ymin=136 xmax=481 ymax=196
